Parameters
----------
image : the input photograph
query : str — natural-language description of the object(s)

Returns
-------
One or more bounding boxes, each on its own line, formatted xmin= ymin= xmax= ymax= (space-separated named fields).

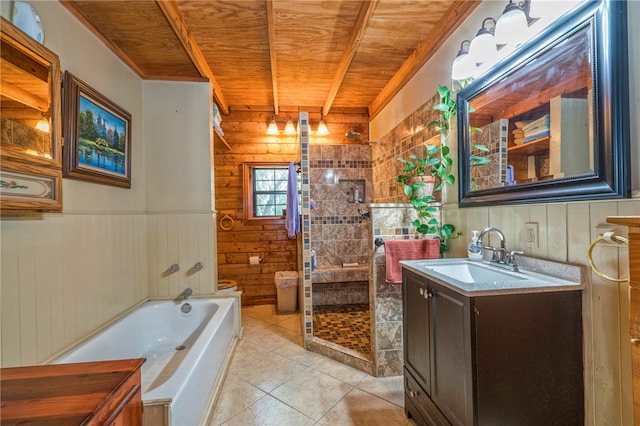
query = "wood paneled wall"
xmin=146 ymin=213 xmax=215 ymax=298
xmin=1 ymin=213 xmax=148 ymax=367
xmin=214 ymin=107 xmax=368 ymax=305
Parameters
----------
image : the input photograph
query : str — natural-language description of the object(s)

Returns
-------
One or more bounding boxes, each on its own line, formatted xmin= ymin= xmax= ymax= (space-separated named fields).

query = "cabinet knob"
xmin=419 ymin=288 xmax=424 ymax=296
xmin=631 ymin=339 xmax=640 ymax=344
xmin=409 ymin=390 xmax=416 ymax=398
xmin=424 ymin=290 xmax=432 ymax=299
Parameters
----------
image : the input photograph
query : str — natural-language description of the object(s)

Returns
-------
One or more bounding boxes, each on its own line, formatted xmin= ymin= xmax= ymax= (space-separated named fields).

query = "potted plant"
xmin=396 ymin=85 xmax=489 ymax=254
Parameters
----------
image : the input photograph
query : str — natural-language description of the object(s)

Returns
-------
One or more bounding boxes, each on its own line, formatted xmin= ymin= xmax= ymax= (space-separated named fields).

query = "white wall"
xmin=0 ymin=1 xmax=217 ymax=367
xmin=142 ymin=81 xmax=217 ymax=298
xmin=144 ymin=81 xmax=213 ymax=212
xmin=370 ymin=1 xmax=640 ymax=425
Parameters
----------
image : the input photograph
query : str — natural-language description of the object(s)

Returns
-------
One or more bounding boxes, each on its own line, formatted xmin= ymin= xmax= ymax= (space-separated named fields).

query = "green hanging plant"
xmin=397 ymin=84 xmax=490 ymax=254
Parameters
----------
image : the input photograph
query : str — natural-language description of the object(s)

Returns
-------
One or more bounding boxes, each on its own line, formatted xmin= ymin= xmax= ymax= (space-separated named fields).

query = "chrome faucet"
xmin=476 ymin=227 xmax=524 ymax=271
xmin=179 ymin=287 xmax=193 ymax=300
xmin=477 ymin=227 xmax=506 ymax=262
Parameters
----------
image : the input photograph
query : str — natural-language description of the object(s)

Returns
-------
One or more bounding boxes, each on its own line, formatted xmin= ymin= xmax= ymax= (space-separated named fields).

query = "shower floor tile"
xmin=313 ymin=304 xmax=371 ymax=356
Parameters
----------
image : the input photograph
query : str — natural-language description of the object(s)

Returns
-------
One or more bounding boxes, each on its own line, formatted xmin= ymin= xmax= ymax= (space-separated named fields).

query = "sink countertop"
xmin=401 ymin=258 xmax=585 ymax=297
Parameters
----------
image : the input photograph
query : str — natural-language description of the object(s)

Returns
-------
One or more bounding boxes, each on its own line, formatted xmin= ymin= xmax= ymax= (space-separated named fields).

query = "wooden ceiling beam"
xmin=266 ymin=0 xmax=279 ymax=116
xmin=155 ymin=0 xmax=229 ymax=115
xmin=368 ymin=0 xmax=482 ymax=119
xmin=322 ymin=0 xmax=378 ymax=117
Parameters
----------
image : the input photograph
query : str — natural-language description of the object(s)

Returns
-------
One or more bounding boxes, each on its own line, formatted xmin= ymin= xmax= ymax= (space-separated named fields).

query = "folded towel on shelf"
xmin=512 ymin=129 xmax=525 ymax=137
xmin=522 ymin=129 xmax=550 ymax=143
xmin=522 ymin=114 xmax=550 ymax=133
xmin=513 ymin=138 xmax=524 ymax=145
xmin=385 ymin=239 xmax=440 ymax=284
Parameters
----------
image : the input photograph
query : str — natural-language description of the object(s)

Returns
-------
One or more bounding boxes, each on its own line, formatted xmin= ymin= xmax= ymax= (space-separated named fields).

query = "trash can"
xmin=274 ymin=271 xmax=298 ymax=313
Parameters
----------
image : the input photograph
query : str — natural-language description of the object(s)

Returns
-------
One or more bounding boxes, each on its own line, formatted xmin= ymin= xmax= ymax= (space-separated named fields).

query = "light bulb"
xmin=316 ymin=119 xmax=330 ymax=136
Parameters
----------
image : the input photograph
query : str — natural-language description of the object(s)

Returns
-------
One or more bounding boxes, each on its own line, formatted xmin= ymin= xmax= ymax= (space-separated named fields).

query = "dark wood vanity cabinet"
xmin=403 ymin=269 xmax=584 ymax=426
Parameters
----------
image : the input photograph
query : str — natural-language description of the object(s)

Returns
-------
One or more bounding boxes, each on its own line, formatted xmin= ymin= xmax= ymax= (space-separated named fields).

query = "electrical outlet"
xmin=525 ymin=222 xmax=539 ymax=248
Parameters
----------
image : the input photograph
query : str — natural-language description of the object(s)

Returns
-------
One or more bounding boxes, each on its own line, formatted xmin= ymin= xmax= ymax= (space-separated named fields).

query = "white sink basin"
xmin=401 ymin=258 xmax=584 ymax=296
xmin=423 ymin=261 xmax=527 ymax=284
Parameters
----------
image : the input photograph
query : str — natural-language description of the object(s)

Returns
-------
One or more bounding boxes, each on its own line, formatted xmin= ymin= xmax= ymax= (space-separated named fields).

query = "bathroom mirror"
xmin=0 ymin=17 xmax=62 ymax=211
xmin=457 ymin=0 xmax=629 ymax=207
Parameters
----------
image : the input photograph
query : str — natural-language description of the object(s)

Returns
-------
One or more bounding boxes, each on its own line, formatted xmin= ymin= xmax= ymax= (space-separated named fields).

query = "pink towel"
xmin=385 ymin=239 xmax=440 ymax=284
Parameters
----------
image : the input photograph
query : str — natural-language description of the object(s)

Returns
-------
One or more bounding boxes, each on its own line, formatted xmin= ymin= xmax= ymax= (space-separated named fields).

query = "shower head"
xmin=345 ymin=128 xmax=384 ymax=145
xmin=345 ymin=128 xmax=362 ymax=139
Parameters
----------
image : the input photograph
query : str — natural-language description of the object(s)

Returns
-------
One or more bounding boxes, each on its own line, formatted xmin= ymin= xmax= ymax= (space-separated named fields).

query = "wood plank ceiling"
xmin=60 ymin=0 xmax=480 ymax=118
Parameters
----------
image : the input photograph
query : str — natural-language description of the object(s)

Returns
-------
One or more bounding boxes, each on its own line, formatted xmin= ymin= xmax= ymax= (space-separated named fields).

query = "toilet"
xmin=217 ymin=279 xmax=238 ymax=292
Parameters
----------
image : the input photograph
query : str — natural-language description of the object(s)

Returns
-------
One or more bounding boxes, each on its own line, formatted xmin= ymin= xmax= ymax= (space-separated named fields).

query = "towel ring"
xmin=219 ymin=214 xmax=235 ymax=231
xmin=587 ymin=232 xmax=629 ymax=283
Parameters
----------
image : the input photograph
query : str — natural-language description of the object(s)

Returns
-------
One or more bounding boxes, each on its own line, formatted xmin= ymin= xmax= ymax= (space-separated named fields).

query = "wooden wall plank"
xmin=214 ymin=109 xmax=367 ymax=304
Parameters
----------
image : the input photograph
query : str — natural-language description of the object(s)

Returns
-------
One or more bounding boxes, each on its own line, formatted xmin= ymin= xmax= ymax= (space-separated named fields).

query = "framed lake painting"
xmin=63 ymin=71 xmax=131 ymax=188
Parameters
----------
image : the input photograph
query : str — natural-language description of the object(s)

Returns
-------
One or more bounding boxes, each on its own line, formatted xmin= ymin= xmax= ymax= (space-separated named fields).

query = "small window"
xmin=244 ymin=163 xmax=292 ymax=219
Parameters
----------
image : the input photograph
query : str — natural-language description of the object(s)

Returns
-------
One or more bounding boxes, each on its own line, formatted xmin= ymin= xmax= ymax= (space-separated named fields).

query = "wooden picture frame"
xmin=63 ymin=71 xmax=131 ymax=188
xmin=0 ymin=160 xmax=62 ymax=211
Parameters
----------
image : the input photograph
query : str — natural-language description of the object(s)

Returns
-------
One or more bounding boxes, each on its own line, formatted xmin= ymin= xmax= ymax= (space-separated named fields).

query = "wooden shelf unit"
xmin=508 ymin=136 xmax=550 ymax=156
xmin=214 ymin=127 xmax=231 ymax=150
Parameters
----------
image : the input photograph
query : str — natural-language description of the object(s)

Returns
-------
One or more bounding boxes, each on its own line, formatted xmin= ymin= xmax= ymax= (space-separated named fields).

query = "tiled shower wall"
xmin=309 ymin=144 xmax=373 ymax=268
xmin=372 ymin=93 xmax=439 ymax=204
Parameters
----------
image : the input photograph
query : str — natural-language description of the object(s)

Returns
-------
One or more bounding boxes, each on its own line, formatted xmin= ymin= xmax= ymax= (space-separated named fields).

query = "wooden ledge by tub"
xmin=0 ymin=358 xmax=145 ymax=425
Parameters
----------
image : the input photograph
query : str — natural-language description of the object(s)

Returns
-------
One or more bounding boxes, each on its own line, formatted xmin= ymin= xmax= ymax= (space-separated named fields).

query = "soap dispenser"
xmin=468 ymin=230 xmax=483 ymax=261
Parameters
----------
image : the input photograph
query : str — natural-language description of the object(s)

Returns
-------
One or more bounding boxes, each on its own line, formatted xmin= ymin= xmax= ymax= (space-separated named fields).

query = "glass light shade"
xmin=284 ymin=118 xmax=296 ymax=135
xmin=35 ymin=117 xmax=50 ymax=132
xmin=528 ymin=0 xmax=548 ymax=19
xmin=316 ymin=119 xmax=330 ymax=136
xmin=266 ymin=119 xmax=279 ymax=135
xmin=468 ymin=31 xmax=498 ymax=66
xmin=495 ymin=7 xmax=528 ymax=46
xmin=452 ymin=52 xmax=476 ymax=80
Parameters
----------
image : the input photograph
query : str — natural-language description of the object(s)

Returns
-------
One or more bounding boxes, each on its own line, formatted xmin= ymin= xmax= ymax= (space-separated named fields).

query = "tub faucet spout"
xmin=179 ymin=287 xmax=193 ymax=300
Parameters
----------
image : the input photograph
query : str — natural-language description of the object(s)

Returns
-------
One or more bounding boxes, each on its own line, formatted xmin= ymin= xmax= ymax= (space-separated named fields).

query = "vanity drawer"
xmin=404 ymin=368 xmax=449 ymax=426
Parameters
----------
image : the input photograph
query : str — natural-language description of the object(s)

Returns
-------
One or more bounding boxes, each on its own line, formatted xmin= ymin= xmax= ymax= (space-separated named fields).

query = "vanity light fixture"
xmin=316 ymin=119 xmax=330 ymax=136
xmin=266 ymin=117 xmax=279 ymax=135
xmin=451 ymin=40 xmax=476 ymax=81
xmin=468 ymin=17 xmax=498 ymax=67
xmin=284 ymin=116 xmax=296 ymax=135
xmin=495 ymin=0 xmax=539 ymax=47
xmin=35 ymin=113 xmax=50 ymax=133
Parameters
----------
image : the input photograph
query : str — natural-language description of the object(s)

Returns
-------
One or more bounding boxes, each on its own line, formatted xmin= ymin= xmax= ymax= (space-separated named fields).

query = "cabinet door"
xmin=430 ymin=282 xmax=473 ymax=426
xmin=403 ymin=270 xmax=431 ymax=392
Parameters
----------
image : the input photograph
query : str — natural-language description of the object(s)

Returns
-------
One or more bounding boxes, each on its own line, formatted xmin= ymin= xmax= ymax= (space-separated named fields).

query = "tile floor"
xmin=209 ymin=304 xmax=415 ymax=426
xmin=312 ymin=304 xmax=371 ymax=356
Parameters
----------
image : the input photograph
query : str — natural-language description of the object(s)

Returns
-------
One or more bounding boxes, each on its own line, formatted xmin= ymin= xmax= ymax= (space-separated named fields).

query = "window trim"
xmin=243 ymin=162 xmax=290 ymax=222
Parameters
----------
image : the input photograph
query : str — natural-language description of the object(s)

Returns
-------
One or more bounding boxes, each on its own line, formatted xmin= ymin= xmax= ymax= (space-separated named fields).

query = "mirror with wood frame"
xmin=0 ymin=16 xmax=62 ymax=211
xmin=457 ymin=0 xmax=629 ymax=207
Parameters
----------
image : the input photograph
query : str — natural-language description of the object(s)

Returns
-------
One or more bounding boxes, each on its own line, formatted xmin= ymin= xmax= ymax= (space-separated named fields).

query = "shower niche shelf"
xmin=339 ymin=179 xmax=365 ymax=203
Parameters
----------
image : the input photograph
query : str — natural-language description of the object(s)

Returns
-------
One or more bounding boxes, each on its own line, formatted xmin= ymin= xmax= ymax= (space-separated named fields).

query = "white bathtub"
xmin=53 ymin=297 xmax=238 ymax=426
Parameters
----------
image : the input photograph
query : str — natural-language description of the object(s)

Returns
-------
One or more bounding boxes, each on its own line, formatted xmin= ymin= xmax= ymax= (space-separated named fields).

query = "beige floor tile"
xmin=243 ymin=323 xmax=302 ymax=350
xmin=220 ymin=394 xmax=315 ymax=426
xmin=208 ymin=373 xmax=266 ymax=425
xmin=357 ymin=374 xmax=405 ymax=407
xmin=311 ymin=355 xmax=368 ymax=386
xmin=213 ymin=305 xmax=415 ymax=425
xmin=270 ymin=367 xmax=354 ymax=420
xmin=230 ymin=350 xmax=306 ymax=393
xmin=228 ymin=339 xmax=272 ymax=371
xmin=318 ymin=387 xmax=413 ymax=426
xmin=275 ymin=341 xmax=325 ymax=366
xmin=241 ymin=314 xmax=272 ymax=332
xmin=273 ymin=315 xmax=303 ymax=334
